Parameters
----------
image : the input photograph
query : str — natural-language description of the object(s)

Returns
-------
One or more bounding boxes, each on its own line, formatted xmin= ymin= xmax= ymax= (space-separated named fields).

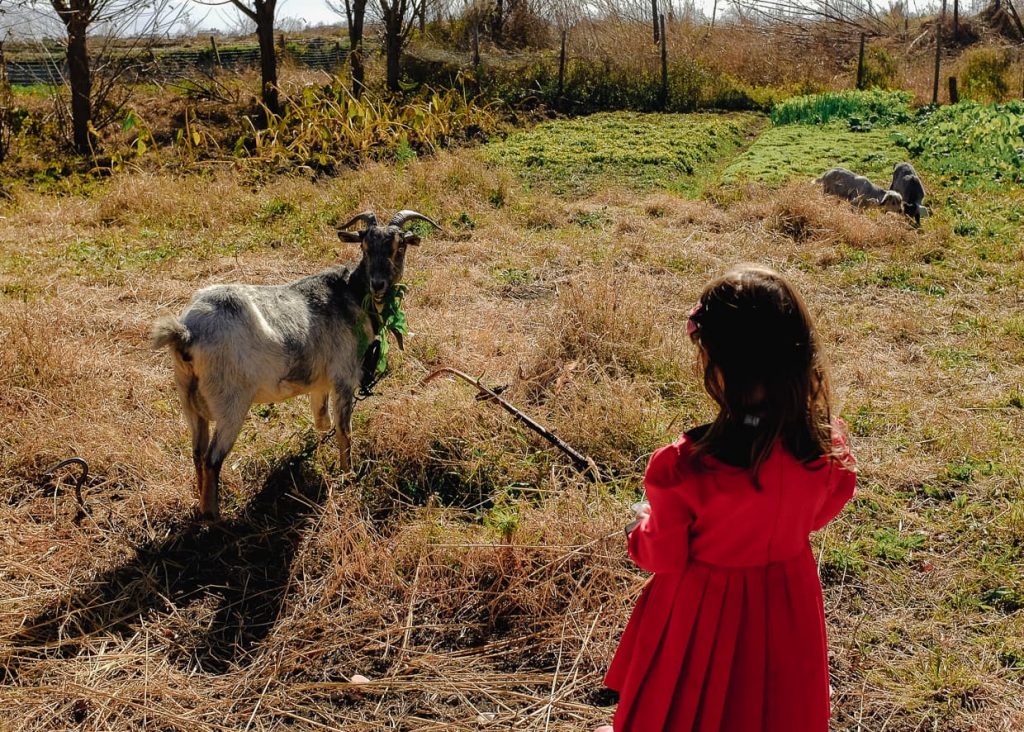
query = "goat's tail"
xmin=151 ymin=316 xmax=191 ymax=353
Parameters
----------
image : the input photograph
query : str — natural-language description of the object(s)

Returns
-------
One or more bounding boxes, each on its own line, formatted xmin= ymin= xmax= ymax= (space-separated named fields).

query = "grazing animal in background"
xmin=815 ymin=167 xmax=904 ymax=213
xmin=890 ymin=161 xmax=928 ymax=225
xmin=151 ymin=209 xmax=441 ymax=519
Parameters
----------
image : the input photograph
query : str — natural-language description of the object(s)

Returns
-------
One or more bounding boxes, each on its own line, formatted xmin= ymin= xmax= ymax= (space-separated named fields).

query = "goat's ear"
xmin=402 ymin=232 xmax=421 ymax=247
xmin=337 ymin=230 xmax=364 ymax=243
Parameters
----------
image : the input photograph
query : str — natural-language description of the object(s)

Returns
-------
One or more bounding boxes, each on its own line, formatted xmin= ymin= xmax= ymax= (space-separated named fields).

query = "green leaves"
xmin=893 ymin=101 xmax=1024 ymax=188
xmin=357 ymin=283 xmax=409 ymax=377
xmin=770 ymin=89 xmax=912 ymax=127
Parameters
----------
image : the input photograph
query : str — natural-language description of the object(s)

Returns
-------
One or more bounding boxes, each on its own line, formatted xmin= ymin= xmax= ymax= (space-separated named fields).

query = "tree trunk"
xmin=659 ymin=13 xmax=668 ymax=109
xmin=652 ymin=0 xmax=660 ymax=43
xmin=953 ymin=0 xmax=959 ymax=43
xmin=65 ymin=17 xmax=93 ymax=155
xmin=419 ymin=0 xmax=426 ymax=33
xmin=347 ymin=1 xmax=366 ymax=98
xmin=556 ymin=29 xmax=566 ymax=110
xmin=856 ymin=32 xmax=866 ymax=90
xmin=932 ymin=0 xmax=944 ymax=105
xmin=492 ymin=0 xmax=503 ymax=43
xmin=256 ymin=5 xmax=280 ymax=117
xmin=385 ymin=18 xmax=402 ymax=92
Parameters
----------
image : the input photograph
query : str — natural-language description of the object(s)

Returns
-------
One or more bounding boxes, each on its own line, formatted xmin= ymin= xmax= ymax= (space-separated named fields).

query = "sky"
xmin=201 ymin=0 xmax=343 ymax=32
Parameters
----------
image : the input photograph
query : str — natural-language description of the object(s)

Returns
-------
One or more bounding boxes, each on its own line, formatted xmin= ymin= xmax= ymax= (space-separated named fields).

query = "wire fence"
xmin=5 ymin=37 xmax=348 ymax=85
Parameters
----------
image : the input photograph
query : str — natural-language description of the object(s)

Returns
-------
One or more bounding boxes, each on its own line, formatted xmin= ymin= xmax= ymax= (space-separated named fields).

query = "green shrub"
xmin=960 ymin=47 xmax=1011 ymax=103
xmin=857 ymin=46 xmax=899 ymax=90
xmin=771 ymin=89 xmax=912 ymax=126
xmin=893 ymin=101 xmax=1024 ymax=186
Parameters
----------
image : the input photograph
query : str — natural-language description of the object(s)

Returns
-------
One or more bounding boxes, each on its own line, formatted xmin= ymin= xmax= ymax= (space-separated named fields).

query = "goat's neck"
xmin=347 ymin=264 xmax=383 ymax=335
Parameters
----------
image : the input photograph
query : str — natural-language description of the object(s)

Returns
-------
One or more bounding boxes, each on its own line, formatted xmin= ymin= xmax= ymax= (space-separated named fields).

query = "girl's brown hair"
xmin=687 ymin=264 xmax=833 ymax=479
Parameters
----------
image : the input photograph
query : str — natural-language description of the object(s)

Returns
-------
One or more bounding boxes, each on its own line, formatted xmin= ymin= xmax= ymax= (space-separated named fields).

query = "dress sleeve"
xmin=627 ymin=438 xmax=696 ymax=574
xmin=812 ymin=420 xmax=858 ymax=531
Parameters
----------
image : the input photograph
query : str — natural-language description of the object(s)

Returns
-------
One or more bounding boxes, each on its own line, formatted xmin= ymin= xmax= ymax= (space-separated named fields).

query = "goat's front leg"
xmin=311 ymin=390 xmax=331 ymax=431
xmin=200 ymin=403 xmax=249 ymax=519
xmin=331 ymin=384 xmax=355 ymax=472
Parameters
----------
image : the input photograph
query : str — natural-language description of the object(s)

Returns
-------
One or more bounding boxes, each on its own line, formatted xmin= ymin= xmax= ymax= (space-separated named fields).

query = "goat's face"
xmin=338 ymin=210 xmax=440 ymax=304
xmin=358 ymin=225 xmax=418 ymax=302
xmin=880 ymin=190 xmax=904 ymax=214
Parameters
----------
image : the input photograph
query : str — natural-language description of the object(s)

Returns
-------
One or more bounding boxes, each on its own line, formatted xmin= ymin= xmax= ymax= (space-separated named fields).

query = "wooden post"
xmin=659 ymin=13 xmax=668 ymax=110
xmin=472 ymin=23 xmax=480 ymax=67
xmin=652 ymin=0 xmax=660 ymax=43
xmin=557 ymin=29 xmax=567 ymax=109
xmin=856 ymin=32 xmax=866 ymax=90
xmin=210 ymin=35 xmax=221 ymax=68
xmin=948 ymin=76 xmax=958 ymax=103
xmin=932 ymin=0 xmax=944 ymax=105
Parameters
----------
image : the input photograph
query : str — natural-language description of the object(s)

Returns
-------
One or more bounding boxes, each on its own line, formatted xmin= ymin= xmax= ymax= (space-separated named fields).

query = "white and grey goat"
xmin=152 ymin=209 xmax=440 ymax=518
xmin=816 ymin=167 xmax=904 ymax=213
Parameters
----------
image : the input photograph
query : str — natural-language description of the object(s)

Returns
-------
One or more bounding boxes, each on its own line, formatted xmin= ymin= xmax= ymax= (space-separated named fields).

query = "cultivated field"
xmin=1 ymin=102 xmax=1023 ymax=730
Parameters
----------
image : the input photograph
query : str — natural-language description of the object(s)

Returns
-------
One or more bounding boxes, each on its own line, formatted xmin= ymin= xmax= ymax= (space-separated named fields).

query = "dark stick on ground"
xmin=419 ymin=367 xmax=601 ymax=480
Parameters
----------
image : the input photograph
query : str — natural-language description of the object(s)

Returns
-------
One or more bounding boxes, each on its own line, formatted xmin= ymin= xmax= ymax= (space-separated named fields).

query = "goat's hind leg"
xmin=174 ymin=372 xmax=209 ymax=501
xmin=200 ymin=401 xmax=250 ymax=520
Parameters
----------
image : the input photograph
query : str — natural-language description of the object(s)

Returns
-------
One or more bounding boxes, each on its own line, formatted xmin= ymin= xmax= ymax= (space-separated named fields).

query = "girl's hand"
xmin=625 ymin=501 xmax=651 ymax=536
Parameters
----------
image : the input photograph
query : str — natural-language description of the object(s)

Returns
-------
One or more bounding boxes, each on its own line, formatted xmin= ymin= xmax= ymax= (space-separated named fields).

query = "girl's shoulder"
xmin=643 ymin=429 xmax=705 ymax=492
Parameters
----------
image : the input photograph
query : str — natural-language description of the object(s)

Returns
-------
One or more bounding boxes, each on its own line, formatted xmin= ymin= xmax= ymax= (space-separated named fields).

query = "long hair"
xmin=687 ymin=264 xmax=834 ymax=481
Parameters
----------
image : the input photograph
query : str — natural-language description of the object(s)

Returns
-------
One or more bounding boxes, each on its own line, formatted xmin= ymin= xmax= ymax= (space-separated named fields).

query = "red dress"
xmin=604 ymin=428 xmax=856 ymax=732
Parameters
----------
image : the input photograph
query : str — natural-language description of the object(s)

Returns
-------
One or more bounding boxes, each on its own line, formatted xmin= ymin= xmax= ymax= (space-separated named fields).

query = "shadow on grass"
xmin=2 ymin=451 xmax=326 ymax=677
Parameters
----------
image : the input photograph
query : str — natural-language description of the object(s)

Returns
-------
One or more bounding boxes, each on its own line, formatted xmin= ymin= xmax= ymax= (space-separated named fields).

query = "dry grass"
xmin=1 ymin=134 xmax=1023 ymax=731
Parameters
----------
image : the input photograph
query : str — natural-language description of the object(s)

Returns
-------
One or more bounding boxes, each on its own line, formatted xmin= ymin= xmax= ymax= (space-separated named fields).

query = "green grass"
xmin=485 ymin=111 xmax=763 ymax=195
xmin=721 ymin=122 xmax=910 ymax=184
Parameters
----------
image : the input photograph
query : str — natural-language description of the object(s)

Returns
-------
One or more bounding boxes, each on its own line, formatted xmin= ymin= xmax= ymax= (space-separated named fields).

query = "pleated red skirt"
xmin=605 ymin=547 xmax=831 ymax=731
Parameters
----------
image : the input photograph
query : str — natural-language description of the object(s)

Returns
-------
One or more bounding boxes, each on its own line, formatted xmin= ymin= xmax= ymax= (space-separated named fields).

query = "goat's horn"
xmin=340 ymin=210 xmax=377 ymax=230
xmin=389 ymin=210 xmax=442 ymax=230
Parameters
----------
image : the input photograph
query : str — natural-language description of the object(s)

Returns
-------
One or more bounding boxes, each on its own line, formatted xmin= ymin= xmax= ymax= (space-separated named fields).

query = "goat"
xmin=890 ymin=161 xmax=929 ymax=225
xmin=151 ymin=209 xmax=440 ymax=519
xmin=815 ymin=167 xmax=904 ymax=213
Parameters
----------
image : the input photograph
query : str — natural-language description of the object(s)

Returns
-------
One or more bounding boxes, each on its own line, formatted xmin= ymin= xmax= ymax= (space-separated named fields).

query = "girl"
xmin=599 ymin=264 xmax=857 ymax=732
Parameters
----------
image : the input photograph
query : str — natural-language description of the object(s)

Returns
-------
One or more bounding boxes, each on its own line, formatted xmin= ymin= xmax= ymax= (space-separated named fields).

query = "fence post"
xmin=932 ymin=0 xmax=944 ymax=105
xmin=856 ymin=33 xmax=866 ymax=89
xmin=557 ymin=29 xmax=567 ymax=110
xmin=659 ymin=13 xmax=668 ymax=110
xmin=210 ymin=35 xmax=221 ymax=68
xmin=948 ymin=76 xmax=958 ymax=104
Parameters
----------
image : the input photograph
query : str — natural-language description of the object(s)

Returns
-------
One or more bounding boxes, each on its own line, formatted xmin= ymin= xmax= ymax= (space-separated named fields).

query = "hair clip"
xmin=686 ymin=302 xmax=703 ymax=338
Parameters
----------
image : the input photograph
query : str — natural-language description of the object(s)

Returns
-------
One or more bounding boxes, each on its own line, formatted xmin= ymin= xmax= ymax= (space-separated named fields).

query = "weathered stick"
xmin=419 ymin=367 xmax=601 ymax=480
xmin=43 ymin=457 xmax=90 ymax=523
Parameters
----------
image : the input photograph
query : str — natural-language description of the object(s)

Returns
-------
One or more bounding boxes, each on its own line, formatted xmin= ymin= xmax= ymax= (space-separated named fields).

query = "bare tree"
xmin=218 ymin=0 xmax=280 ymax=116
xmin=377 ymin=0 xmax=417 ymax=91
xmin=10 ymin=0 xmax=179 ymax=155
xmin=328 ymin=0 xmax=368 ymax=98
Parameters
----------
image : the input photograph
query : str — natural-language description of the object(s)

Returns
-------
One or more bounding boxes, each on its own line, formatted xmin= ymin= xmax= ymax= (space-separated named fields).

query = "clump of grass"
xmin=237 ymin=84 xmax=505 ymax=172
xmin=770 ymin=89 xmax=912 ymax=127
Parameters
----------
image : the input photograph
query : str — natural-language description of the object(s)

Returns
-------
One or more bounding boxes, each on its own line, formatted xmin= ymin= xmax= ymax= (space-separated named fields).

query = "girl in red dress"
xmin=598 ymin=264 xmax=857 ymax=732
